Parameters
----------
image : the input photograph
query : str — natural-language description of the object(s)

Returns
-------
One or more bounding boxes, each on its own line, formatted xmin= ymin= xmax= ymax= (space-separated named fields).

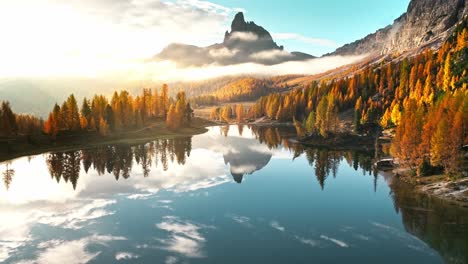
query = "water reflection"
xmin=44 ymin=138 xmax=192 ymax=189
xmin=4 ymin=126 xmax=377 ymax=191
xmin=0 ymin=125 xmax=466 ymax=264
xmin=389 ymin=178 xmax=468 ymax=264
xmin=2 ymin=163 xmax=14 ymax=190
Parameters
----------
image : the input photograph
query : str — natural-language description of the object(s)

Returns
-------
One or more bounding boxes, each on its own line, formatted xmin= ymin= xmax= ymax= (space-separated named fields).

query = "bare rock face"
xmin=332 ymin=0 xmax=468 ymax=56
xmin=224 ymin=12 xmax=279 ymax=49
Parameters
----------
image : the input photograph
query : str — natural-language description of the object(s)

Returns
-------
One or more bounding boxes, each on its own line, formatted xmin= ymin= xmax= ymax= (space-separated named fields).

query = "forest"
xmin=0 ymin=84 xmax=194 ymax=140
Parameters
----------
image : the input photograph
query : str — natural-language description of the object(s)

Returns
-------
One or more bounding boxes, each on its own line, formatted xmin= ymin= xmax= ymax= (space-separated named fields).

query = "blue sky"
xmin=215 ymin=0 xmax=410 ymax=55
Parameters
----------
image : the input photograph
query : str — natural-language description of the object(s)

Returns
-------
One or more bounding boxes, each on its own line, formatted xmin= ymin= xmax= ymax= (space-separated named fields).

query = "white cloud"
xmin=320 ymin=235 xmax=349 ymax=248
xmin=146 ymin=54 xmax=367 ymax=81
xmin=38 ymin=199 xmax=116 ymax=230
xmin=157 ymin=216 xmax=206 ymax=242
xmin=227 ymin=214 xmax=253 ymax=227
xmin=273 ymin=33 xmax=338 ymax=47
xmin=209 ymin=48 xmax=239 ymax=58
xmin=156 ymin=216 xmax=212 ymax=258
xmin=166 ymin=256 xmax=179 ymax=264
xmin=250 ymin=49 xmax=294 ymax=61
xmin=21 ymin=235 xmax=126 ymax=264
xmin=270 ymin=221 xmax=285 ymax=232
xmin=127 ymin=193 xmax=154 ymax=200
xmin=0 ymin=198 xmax=116 ymax=262
xmin=0 ymin=0 xmax=239 ymax=78
xmin=295 ymin=236 xmax=320 ymax=247
xmin=229 ymin=32 xmax=259 ymax=42
xmin=115 ymin=251 xmax=139 ymax=260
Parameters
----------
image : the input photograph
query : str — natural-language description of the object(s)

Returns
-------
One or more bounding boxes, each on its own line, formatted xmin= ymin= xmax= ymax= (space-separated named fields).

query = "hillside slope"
xmin=332 ymin=0 xmax=468 ymax=56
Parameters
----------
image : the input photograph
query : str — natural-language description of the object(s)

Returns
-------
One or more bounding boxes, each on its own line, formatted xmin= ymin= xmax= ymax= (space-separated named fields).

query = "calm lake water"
xmin=1 ymin=126 xmax=467 ymax=264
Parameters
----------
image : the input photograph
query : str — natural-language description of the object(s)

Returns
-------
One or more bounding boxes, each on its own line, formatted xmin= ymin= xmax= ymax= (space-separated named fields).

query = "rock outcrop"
xmin=332 ymin=0 xmax=468 ymax=56
xmin=154 ymin=12 xmax=315 ymax=67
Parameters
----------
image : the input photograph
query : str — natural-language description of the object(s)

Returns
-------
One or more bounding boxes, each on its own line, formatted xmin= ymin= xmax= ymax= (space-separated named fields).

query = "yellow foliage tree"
xmin=98 ymin=118 xmax=109 ymax=136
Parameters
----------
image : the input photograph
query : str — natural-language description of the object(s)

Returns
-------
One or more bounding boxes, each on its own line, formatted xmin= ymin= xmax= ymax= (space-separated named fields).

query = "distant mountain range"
xmin=153 ymin=12 xmax=315 ymax=67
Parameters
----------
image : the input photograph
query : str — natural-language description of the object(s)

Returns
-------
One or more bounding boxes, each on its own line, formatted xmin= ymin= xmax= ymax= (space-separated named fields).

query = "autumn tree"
xmin=66 ymin=94 xmax=80 ymax=131
xmin=160 ymin=84 xmax=169 ymax=118
xmin=443 ymin=53 xmax=452 ymax=92
xmin=166 ymin=104 xmax=177 ymax=130
xmin=236 ymin=104 xmax=244 ymax=123
xmin=304 ymin=111 xmax=316 ymax=135
xmin=81 ymin=98 xmax=92 ymax=129
xmin=0 ymin=101 xmax=18 ymax=136
xmin=221 ymin=105 xmax=233 ymax=123
xmin=98 ymin=118 xmax=109 ymax=136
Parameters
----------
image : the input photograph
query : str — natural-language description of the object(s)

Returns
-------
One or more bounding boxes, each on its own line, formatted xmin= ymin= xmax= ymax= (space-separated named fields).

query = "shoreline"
xmin=291 ymin=128 xmax=467 ymax=207
xmin=0 ymin=117 xmax=215 ymax=163
xmin=396 ymin=172 xmax=468 ymax=208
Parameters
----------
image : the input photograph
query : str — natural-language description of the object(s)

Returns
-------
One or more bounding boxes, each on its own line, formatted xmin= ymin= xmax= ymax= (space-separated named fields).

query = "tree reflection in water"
xmin=45 ymin=138 xmax=192 ymax=189
xmin=2 ymin=162 xmax=14 ymax=190
xmin=388 ymin=178 xmax=468 ymax=264
xmin=35 ymin=126 xmax=380 ymax=192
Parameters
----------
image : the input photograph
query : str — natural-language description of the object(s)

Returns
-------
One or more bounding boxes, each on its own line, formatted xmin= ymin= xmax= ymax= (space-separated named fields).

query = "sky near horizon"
xmin=0 ymin=0 xmax=409 ymax=79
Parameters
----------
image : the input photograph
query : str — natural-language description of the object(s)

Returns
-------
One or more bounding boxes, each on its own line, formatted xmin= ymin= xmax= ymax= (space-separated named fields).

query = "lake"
xmin=1 ymin=126 xmax=467 ymax=264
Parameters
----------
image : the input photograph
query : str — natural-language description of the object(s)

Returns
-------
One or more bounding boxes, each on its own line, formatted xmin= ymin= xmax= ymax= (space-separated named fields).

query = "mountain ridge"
xmin=331 ymin=0 xmax=468 ymax=56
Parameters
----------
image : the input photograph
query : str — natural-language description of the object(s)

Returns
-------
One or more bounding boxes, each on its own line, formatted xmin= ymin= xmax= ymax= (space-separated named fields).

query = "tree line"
xmin=0 ymin=101 xmax=44 ymax=137
xmin=0 ymin=84 xmax=193 ymax=139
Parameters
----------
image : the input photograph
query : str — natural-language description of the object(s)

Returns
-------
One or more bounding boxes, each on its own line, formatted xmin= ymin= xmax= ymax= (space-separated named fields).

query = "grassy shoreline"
xmin=0 ymin=117 xmax=215 ymax=163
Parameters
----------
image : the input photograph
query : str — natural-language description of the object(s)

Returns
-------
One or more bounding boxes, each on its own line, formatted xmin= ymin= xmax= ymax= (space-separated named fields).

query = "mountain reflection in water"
xmin=0 ymin=125 xmax=466 ymax=264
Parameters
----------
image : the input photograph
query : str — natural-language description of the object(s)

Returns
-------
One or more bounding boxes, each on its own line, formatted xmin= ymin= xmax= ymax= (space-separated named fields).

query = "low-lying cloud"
xmin=229 ymin=32 xmax=259 ymax=42
xmin=209 ymin=47 xmax=239 ymax=59
xmin=250 ymin=49 xmax=294 ymax=61
xmin=141 ymin=54 xmax=367 ymax=81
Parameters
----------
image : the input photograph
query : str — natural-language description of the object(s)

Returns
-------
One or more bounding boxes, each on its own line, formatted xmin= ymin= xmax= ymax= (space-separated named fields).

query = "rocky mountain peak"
xmin=155 ymin=12 xmax=314 ymax=67
xmin=231 ymin=12 xmax=247 ymax=32
xmin=223 ymin=12 xmax=277 ymax=46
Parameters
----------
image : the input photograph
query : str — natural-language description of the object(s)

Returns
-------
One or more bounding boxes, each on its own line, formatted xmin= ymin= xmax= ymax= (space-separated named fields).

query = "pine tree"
xmin=443 ymin=53 xmax=452 ymax=92
xmin=0 ymin=101 xmax=18 ymax=136
xmin=44 ymin=113 xmax=57 ymax=136
xmin=166 ymin=104 xmax=176 ymax=130
xmin=98 ymin=118 xmax=109 ymax=136
xmin=52 ymin=104 xmax=61 ymax=132
xmin=422 ymin=75 xmax=434 ymax=104
xmin=161 ymin=84 xmax=169 ymax=118
xmin=81 ymin=98 xmax=92 ymax=127
xmin=105 ymin=104 xmax=115 ymax=131
xmin=430 ymin=118 xmax=450 ymax=171
xmin=67 ymin=94 xmax=80 ymax=131
xmin=80 ymin=116 xmax=88 ymax=130
xmin=236 ymin=104 xmax=244 ymax=123
xmin=305 ymin=111 xmax=316 ymax=134
xmin=447 ymin=110 xmax=464 ymax=174
xmin=60 ymin=102 xmax=70 ymax=130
